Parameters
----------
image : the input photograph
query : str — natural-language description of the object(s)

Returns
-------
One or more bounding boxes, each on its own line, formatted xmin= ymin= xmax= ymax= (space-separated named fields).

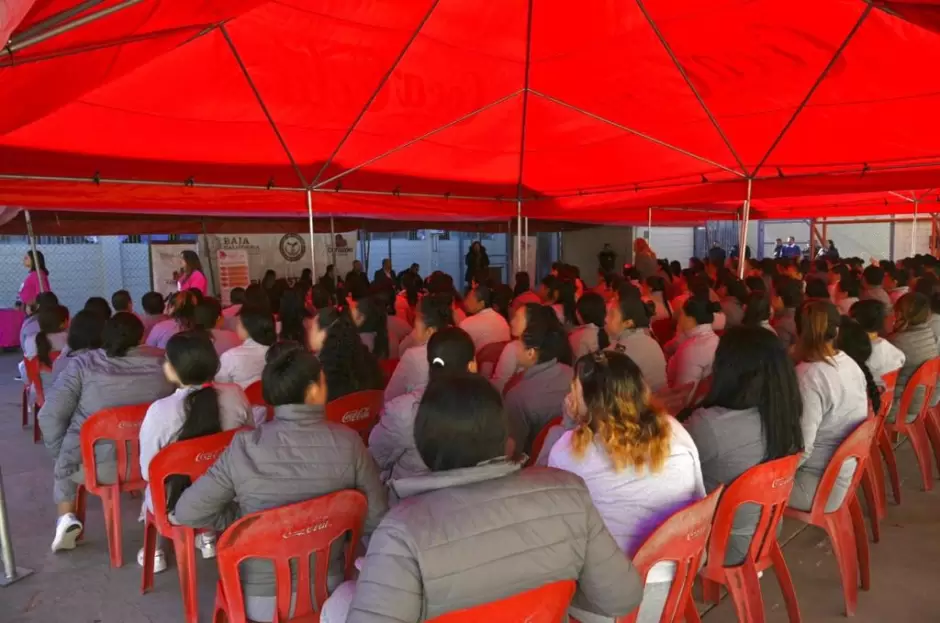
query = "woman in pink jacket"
xmin=19 ymin=250 xmax=52 ymax=307
xmin=177 ymin=250 xmax=208 ymax=295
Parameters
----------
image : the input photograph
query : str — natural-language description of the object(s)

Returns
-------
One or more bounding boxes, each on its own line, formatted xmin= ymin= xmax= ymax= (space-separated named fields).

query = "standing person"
xmin=598 ymin=243 xmax=617 ymax=275
xmin=550 ymin=351 xmax=704 ymax=623
xmin=633 ymin=238 xmax=658 ymax=280
xmin=140 ymin=292 xmax=168 ymax=340
xmin=319 ymin=265 xmax=337 ymax=295
xmin=373 ymin=259 xmax=397 ymax=290
xmin=459 ymin=283 xmax=511 ymax=352
xmin=826 ymin=240 xmax=840 ymax=259
xmin=784 ymin=236 xmax=802 ymax=259
xmin=18 ymin=250 xmax=52 ymax=308
xmin=465 ymin=240 xmax=490 ymax=286
xmin=344 ymin=260 xmax=369 ymax=287
xmin=773 ymin=238 xmax=784 ymax=259
xmin=177 ymin=250 xmax=208 ymax=295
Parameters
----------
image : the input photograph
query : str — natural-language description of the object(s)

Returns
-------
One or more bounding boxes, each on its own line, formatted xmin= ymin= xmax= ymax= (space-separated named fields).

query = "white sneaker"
xmin=137 ymin=547 xmax=167 ymax=573
xmin=195 ymin=532 xmax=217 ymax=560
xmin=51 ymin=513 xmax=83 ymax=552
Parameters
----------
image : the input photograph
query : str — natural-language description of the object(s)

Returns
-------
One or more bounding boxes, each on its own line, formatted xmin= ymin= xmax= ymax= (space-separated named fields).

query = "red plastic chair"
xmin=653 ymin=382 xmax=694 ymax=417
xmin=526 ymin=416 xmax=562 ymax=467
xmin=884 ymin=358 xmax=938 ymax=491
xmin=243 ymin=380 xmax=274 ymax=422
xmin=75 ymin=403 xmax=150 ymax=568
xmin=24 ymin=352 xmax=59 ymax=443
xmin=325 ymin=390 xmax=384 ymax=443
xmin=616 ymin=487 xmax=723 ymax=623
xmin=428 ymin=580 xmax=576 ymax=623
xmin=859 ymin=372 xmax=898 ymax=543
xmin=212 ymin=490 xmax=368 ymax=623
xmin=651 ymin=317 xmax=677 ymax=345
xmin=477 ymin=340 xmax=510 ymax=379
xmin=695 ymin=454 xmax=802 ymax=623
xmin=875 ymin=370 xmax=901 ymax=507
xmin=379 ymin=358 xmax=400 ymax=386
xmin=785 ymin=418 xmax=878 ymax=617
xmin=142 ymin=429 xmax=241 ymax=623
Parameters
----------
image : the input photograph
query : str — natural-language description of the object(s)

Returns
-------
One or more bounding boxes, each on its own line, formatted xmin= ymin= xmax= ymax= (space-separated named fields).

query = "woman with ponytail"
xmin=370 ymin=327 xmax=477 ymax=483
xmin=49 ymin=309 xmax=105 ymax=386
xmin=742 ymin=290 xmax=776 ymax=334
xmin=139 ymin=331 xmax=252 ymax=571
xmin=667 ymin=292 xmax=721 ymax=388
xmin=550 ymin=350 xmax=703 ymax=623
xmin=606 ymin=285 xmax=667 ymax=391
xmin=789 ymin=300 xmax=868 ymax=512
xmin=570 ymin=292 xmax=610 ymax=359
xmin=24 ymin=304 xmax=69 ymax=366
xmin=39 ymin=313 xmax=174 ymax=555
xmin=836 ymin=318 xmax=882 ymax=415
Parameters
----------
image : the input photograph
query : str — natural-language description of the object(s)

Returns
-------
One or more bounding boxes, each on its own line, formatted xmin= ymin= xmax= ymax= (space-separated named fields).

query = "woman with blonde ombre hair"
xmin=789 ymin=300 xmax=868 ymax=512
xmin=549 ymin=350 xmax=704 ymax=623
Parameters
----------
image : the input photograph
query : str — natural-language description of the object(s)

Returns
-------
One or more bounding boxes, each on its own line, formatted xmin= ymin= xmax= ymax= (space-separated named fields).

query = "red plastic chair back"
xmin=379 ymin=358 xmax=400 ymax=386
xmin=79 ymin=403 xmax=150 ymax=495
xmin=215 ymin=490 xmax=368 ymax=623
xmin=526 ymin=416 xmax=562 ymax=467
xmin=148 ymin=429 xmax=240 ymax=534
xmin=24 ymin=351 xmax=60 ymax=406
xmin=894 ymin=358 xmax=939 ymax=430
xmin=690 ymin=375 xmax=713 ymax=407
xmin=878 ymin=369 xmax=900 ymax=420
xmin=244 ymin=380 xmax=274 ymax=422
xmin=620 ymin=487 xmax=724 ymax=623
xmin=427 ymin=580 xmax=577 ymax=623
xmin=477 ymin=340 xmax=510 ymax=378
xmin=654 ymin=382 xmax=694 ymax=416
xmin=651 ymin=318 xmax=677 ymax=345
xmin=325 ymin=390 xmax=384 ymax=442
xmin=701 ymin=454 xmax=801 ymax=578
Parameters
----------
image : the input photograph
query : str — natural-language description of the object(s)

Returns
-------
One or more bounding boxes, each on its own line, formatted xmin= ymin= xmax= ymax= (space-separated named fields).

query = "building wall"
xmin=561 ymin=227 xmax=634 ymax=287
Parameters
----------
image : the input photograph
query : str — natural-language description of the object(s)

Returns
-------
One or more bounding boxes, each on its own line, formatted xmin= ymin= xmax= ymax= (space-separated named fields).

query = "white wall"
xmin=644 ymin=227 xmax=695 ymax=266
xmin=747 ymin=219 xmax=894 ymax=260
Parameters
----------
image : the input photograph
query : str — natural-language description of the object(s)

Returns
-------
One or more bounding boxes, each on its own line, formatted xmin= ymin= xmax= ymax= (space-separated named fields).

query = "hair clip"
xmin=432 ymin=357 xmax=445 ymax=367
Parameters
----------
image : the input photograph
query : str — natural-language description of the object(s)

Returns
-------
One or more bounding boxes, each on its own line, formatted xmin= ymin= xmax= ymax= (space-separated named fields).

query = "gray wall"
xmin=561 ymin=227 xmax=634 ymax=287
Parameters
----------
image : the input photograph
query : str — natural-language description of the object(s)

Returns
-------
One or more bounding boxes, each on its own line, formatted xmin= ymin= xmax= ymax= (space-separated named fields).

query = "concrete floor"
xmin=0 ymin=351 xmax=937 ymax=622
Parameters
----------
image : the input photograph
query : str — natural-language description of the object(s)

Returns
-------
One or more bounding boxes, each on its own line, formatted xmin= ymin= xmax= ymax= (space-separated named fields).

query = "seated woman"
xmin=550 ymin=351 xmax=704 ymax=623
xmin=321 ymin=372 xmax=642 ymax=623
xmin=24 ymin=303 xmax=69 ymax=363
xmin=138 ymin=331 xmax=253 ymax=570
xmin=504 ymin=306 xmax=574 ymax=457
xmin=147 ymin=291 xmax=199 ymax=349
xmin=384 ymin=294 xmax=454 ymax=401
xmin=489 ymin=302 xmax=538 ymax=392
xmin=606 ymin=287 xmax=668 ymax=391
xmin=277 ymin=287 xmax=310 ymax=345
xmin=509 ymin=271 xmax=541 ymax=315
xmin=849 ymin=299 xmax=905 ymax=386
xmin=174 ymin=342 xmax=386 ymax=623
xmin=836 ymin=318 xmax=883 ymax=416
xmin=569 ymin=292 xmax=610 ymax=359
xmin=215 ymin=304 xmax=277 ymax=392
xmin=887 ymin=292 xmax=940 ymax=422
xmin=643 ymin=276 xmax=673 ymax=321
xmin=49 ymin=309 xmax=105 ymax=387
xmin=350 ymin=294 xmax=396 ymax=360
xmin=38 ymin=312 xmax=175 ymax=552
xmin=716 ymin=274 xmax=747 ymax=328
xmin=667 ymin=292 xmax=720 ymax=388
xmin=789 ymin=301 xmax=869 ymax=512
xmin=194 ymin=297 xmax=242 ymax=355
xmin=771 ymin=277 xmax=803 ymax=347
xmin=370 ymin=327 xmax=476 ymax=483
xmin=309 ymin=307 xmax=383 ymax=401
xmin=742 ymin=290 xmax=776 ymax=334
xmin=683 ymin=326 xmax=803 ymax=564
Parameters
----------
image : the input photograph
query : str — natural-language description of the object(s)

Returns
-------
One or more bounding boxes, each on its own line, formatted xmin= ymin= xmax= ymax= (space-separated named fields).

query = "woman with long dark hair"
xmin=49 ymin=309 xmax=105 ymax=386
xmin=683 ymin=325 xmax=803 ymax=563
xmin=570 ymin=292 xmax=611 ymax=358
xmin=177 ymin=250 xmax=208 ymax=295
xmin=351 ymin=294 xmax=393 ymax=359
xmin=19 ymin=249 xmax=52 ymax=308
xmin=138 ymin=331 xmax=252 ymax=570
xmin=384 ymin=294 xmax=455 ymax=401
xmin=308 ymin=306 xmax=383 ymax=400
xmin=550 ymin=351 xmax=703 ymax=623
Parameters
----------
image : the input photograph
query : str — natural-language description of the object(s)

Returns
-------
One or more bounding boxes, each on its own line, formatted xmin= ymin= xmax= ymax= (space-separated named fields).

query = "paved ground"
xmin=0 ymin=351 xmax=937 ymax=622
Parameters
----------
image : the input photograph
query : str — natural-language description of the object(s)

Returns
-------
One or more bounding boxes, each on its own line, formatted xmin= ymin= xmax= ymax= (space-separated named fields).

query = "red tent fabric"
xmin=2 ymin=1 xmax=940 ymax=221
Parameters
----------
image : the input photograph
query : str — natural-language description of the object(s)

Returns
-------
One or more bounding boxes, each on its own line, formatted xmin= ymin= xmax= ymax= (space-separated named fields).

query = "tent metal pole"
xmin=4 ymin=0 xmax=144 ymax=55
xmin=0 ymin=467 xmax=33 ymax=587
xmin=306 ymin=190 xmax=316 ymax=279
xmin=524 ymin=216 xmax=529 ymax=277
xmin=516 ymin=203 xmax=523 ymax=278
xmin=647 ymin=207 xmax=653 ymax=245
xmin=201 ymin=218 xmax=217 ymax=297
xmin=738 ymin=179 xmax=753 ymax=279
xmin=912 ymin=200 xmax=919 ymax=257
xmin=329 ymin=217 xmax=337 ymax=266
xmin=23 ymin=211 xmax=43 ymax=294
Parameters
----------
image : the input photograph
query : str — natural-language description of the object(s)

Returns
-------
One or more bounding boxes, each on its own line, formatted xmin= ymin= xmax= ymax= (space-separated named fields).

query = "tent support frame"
xmin=23 ymin=211 xmax=43 ymax=294
xmin=737 ymin=178 xmax=753 ymax=279
xmin=306 ymin=190 xmax=316 ymax=279
xmin=4 ymin=0 xmax=144 ymax=55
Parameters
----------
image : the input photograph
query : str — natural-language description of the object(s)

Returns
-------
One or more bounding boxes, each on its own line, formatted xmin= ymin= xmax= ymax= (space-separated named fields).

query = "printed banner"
xmin=150 ymin=243 xmax=197 ymax=298
xmin=216 ymin=248 xmax=251 ymax=305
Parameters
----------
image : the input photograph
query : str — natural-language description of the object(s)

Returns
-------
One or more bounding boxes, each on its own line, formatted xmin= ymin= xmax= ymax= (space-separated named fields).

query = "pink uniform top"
xmin=177 ymin=270 xmax=208 ymax=295
xmin=18 ymin=271 xmax=51 ymax=306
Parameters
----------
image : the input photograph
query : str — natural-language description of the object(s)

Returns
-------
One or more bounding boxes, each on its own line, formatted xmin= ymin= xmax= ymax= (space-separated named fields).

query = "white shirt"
xmin=868 ymin=337 xmax=906 ymax=387
xmin=139 ymin=384 xmax=253 ymax=512
xmin=459 ymin=308 xmax=511 ymax=352
xmin=384 ymin=342 xmax=428 ymax=402
xmin=216 ymin=338 xmax=269 ymax=389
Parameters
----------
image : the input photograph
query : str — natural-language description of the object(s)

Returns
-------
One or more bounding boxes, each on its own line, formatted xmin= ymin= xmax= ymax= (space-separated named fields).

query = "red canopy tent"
xmin=2 ymin=0 xmax=940 ymax=241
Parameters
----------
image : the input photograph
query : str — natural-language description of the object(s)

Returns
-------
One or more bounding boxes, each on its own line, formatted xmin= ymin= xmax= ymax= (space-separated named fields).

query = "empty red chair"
xmin=379 ymin=358 xmax=400 ymax=386
xmin=617 ymin=487 xmax=723 ymax=623
xmin=884 ymin=358 xmax=938 ymax=491
xmin=428 ymin=580 xmax=576 ymax=623
xmin=696 ymin=454 xmax=802 ymax=623
xmin=24 ymin=352 xmax=59 ymax=443
xmin=785 ymin=418 xmax=878 ymax=617
xmin=653 ymin=383 xmax=694 ymax=417
xmin=142 ymin=429 xmax=240 ymax=623
xmin=651 ymin=318 xmax=677 ymax=345
xmin=212 ymin=490 xmax=368 ymax=623
xmin=243 ymin=380 xmax=274 ymax=422
xmin=325 ymin=390 xmax=384 ymax=443
xmin=526 ymin=416 xmax=562 ymax=467
xmin=477 ymin=340 xmax=510 ymax=379
xmin=75 ymin=403 xmax=150 ymax=568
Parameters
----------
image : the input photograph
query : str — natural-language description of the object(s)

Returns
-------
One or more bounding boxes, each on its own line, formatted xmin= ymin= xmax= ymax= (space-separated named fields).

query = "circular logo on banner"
xmin=279 ymin=234 xmax=306 ymax=262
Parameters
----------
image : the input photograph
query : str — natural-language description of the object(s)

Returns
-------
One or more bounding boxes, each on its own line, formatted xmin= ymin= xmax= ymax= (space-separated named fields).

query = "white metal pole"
xmin=329 ymin=216 xmax=337 ymax=266
xmin=912 ymin=200 xmax=919 ymax=257
xmin=738 ymin=179 xmax=753 ymax=279
xmin=647 ymin=207 xmax=653 ymax=245
xmin=523 ymin=216 xmax=529 ymax=277
xmin=306 ymin=190 xmax=317 ymax=280
xmin=0 ymin=466 xmax=33 ymax=586
xmin=516 ymin=200 xmax=522 ymax=277
xmin=23 ymin=211 xmax=43 ymax=294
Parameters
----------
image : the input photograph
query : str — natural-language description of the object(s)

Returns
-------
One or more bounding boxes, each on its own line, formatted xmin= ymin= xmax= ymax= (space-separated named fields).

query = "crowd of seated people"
xmin=18 ymin=248 xmax=940 ymax=623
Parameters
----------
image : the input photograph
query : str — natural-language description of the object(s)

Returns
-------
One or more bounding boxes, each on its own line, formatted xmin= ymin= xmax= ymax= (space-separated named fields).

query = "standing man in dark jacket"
xmin=373 ymin=259 xmax=397 ymax=290
xmin=465 ymin=241 xmax=490 ymax=286
xmin=598 ymin=243 xmax=617 ymax=275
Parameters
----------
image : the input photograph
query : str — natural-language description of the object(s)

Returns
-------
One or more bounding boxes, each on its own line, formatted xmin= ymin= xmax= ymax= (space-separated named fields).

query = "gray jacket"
xmin=504 ymin=359 xmax=573 ymax=456
xmin=772 ymin=309 xmax=798 ymax=349
xmin=608 ymin=329 xmax=668 ymax=391
xmin=39 ymin=347 xmax=174 ymax=486
xmin=347 ymin=462 xmax=642 ymax=623
xmin=173 ymin=403 xmax=387 ymax=596
xmin=369 ymin=385 xmax=430 ymax=483
xmin=889 ymin=324 xmax=940 ymax=421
